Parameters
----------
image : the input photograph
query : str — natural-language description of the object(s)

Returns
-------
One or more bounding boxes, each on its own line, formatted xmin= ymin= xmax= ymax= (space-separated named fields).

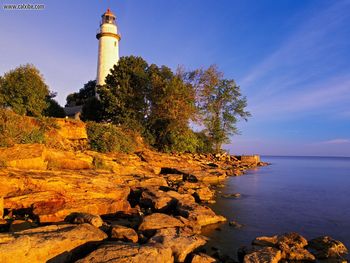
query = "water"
xmin=202 ymin=156 xmax=350 ymax=259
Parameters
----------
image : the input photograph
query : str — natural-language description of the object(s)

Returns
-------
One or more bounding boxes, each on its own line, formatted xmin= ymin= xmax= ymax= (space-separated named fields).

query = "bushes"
xmin=86 ymin=122 xmax=136 ymax=153
xmin=0 ymin=109 xmax=60 ymax=147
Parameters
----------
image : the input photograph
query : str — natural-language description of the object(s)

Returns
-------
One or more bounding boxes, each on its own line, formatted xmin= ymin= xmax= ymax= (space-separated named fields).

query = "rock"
xmin=177 ymin=200 xmax=226 ymax=227
xmin=9 ymin=220 xmax=37 ymax=232
xmin=140 ymin=187 xmax=175 ymax=211
xmin=76 ymin=242 xmax=174 ymax=263
xmin=110 ymin=225 xmax=138 ymax=243
xmin=277 ymin=232 xmax=308 ymax=250
xmin=308 ymin=236 xmax=348 ymax=259
xmin=166 ymin=174 xmax=184 ymax=183
xmin=0 ymin=144 xmax=47 ymax=170
xmin=149 ymin=227 xmax=207 ymax=262
xmin=139 ymin=177 xmax=168 ymax=188
xmin=0 ymin=197 xmax=3 ymax=219
xmin=287 ymin=247 xmax=316 ymax=261
xmin=65 ymin=212 xmax=103 ymax=228
xmin=191 ymin=253 xmax=217 ymax=263
xmin=138 ymin=213 xmax=185 ymax=231
xmin=221 ymin=193 xmax=241 ymax=199
xmin=229 ymin=220 xmax=244 ymax=228
xmin=0 ymin=223 xmax=107 ymax=263
xmin=194 ymin=186 xmax=215 ymax=202
xmin=166 ymin=190 xmax=196 ymax=204
xmin=252 ymin=235 xmax=278 ymax=247
xmin=0 ymin=169 xmax=132 ymax=223
xmin=243 ymin=247 xmax=282 ymax=263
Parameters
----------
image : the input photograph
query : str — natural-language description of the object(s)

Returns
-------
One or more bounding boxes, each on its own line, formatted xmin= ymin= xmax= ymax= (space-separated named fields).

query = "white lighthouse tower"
xmin=96 ymin=8 xmax=120 ymax=86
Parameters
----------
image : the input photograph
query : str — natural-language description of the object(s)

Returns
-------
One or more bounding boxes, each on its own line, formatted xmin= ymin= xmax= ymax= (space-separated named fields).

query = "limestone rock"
xmin=0 ymin=169 xmax=131 ymax=223
xmin=252 ymin=235 xmax=278 ymax=247
xmin=194 ymin=186 xmax=214 ymax=202
xmin=287 ymin=247 xmax=316 ymax=261
xmin=65 ymin=212 xmax=103 ymax=228
xmin=0 ymin=223 xmax=107 ymax=263
xmin=277 ymin=232 xmax=308 ymax=250
xmin=140 ymin=188 xmax=175 ymax=211
xmin=177 ymin=200 xmax=226 ymax=227
xmin=308 ymin=236 xmax=348 ymax=259
xmin=111 ymin=225 xmax=138 ymax=243
xmin=243 ymin=247 xmax=282 ymax=263
xmin=138 ymin=213 xmax=184 ymax=231
xmin=0 ymin=144 xmax=47 ymax=170
xmin=191 ymin=253 xmax=217 ymax=263
xmin=149 ymin=227 xmax=207 ymax=262
xmin=76 ymin=242 xmax=174 ymax=263
xmin=0 ymin=197 xmax=3 ymax=219
xmin=9 ymin=220 xmax=37 ymax=232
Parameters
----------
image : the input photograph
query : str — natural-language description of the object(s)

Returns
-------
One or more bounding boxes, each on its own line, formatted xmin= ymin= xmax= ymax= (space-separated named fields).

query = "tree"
xmin=187 ymin=65 xmax=250 ymax=152
xmin=98 ymin=56 xmax=150 ymax=131
xmin=0 ymin=64 xmax=50 ymax=117
xmin=81 ymin=96 xmax=103 ymax=122
xmin=147 ymin=65 xmax=197 ymax=151
xmin=44 ymin=98 xmax=66 ymax=118
xmin=66 ymin=80 xmax=96 ymax=107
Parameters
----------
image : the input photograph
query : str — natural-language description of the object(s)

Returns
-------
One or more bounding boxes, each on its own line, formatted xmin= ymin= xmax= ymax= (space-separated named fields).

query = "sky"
xmin=1 ymin=0 xmax=350 ymax=156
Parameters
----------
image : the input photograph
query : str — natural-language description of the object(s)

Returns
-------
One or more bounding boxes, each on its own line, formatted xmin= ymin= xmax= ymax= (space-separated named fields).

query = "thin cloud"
xmin=239 ymin=1 xmax=350 ymax=120
xmin=319 ymin=139 xmax=350 ymax=145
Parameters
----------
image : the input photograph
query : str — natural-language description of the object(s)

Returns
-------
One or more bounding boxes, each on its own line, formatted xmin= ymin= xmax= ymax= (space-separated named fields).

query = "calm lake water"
xmin=202 ymin=156 xmax=350 ymax=260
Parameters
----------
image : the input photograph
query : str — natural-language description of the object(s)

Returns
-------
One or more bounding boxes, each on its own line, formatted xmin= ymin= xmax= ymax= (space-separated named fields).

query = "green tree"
xmin=81 ymin=96 xmax=104 ymax=122
xmin=44 ymin=98 xmax=66 ymax=118
xmin=0 ymin=64 xmax=50 ymax=117
xmin=98 ymin=56 xmax=150 ymax=131
xmin=66 ymin=80 xmax=96 ymax=107
xmin=147 ymin=65 xmax=197 ymax=152
xmin=188 ymin=65 xmax=250 ymax=152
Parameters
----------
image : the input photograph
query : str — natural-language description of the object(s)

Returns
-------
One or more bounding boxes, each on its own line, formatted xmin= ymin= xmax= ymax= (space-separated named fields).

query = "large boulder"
xmin=176 ymin=200 xmax=226 ymax=227
xmin=0 ymin=223 xmax=107 ymax=263
xmin=140 ymin=187 xmax=175 ymax=211
xmin=138 ymin=213 xmax=184 ymax=231
xmin=110 ymin=225 xmax=138 ymax=243
xmin=191 ymin=253 xmax=216 ymax=263
xmin=252 ymin=235 xmax=278 ymax=247
xmin=76 ymin=242 xmax=174 ymax=263
xmin=243 ymin=247 xmax=282 ymax=263
xmin=64 ymin=212 xmax=103 ymax=228
xmin=308 ymin=236 xmax=348 ymax=259
xmin=149 ymin=227 xmax=207 ymax=262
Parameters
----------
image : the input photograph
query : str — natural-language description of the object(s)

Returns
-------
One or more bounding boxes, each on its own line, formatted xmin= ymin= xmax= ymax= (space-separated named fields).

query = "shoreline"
xmin=0 ymin=143 xmax=266 ymax=262
xmin=0 ymin=145 xmax=348 ymax=262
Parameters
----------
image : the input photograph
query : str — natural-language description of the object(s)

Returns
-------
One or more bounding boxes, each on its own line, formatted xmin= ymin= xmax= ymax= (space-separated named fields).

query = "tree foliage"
xmin=0 ymin=64 xmax=50 ymax=117
xmin=44 ymin=98 xmax=66 ymax=118
xmin=187 ymin=65 xmax=251 ymax=152
xmin=98 ymin=56 xmax=150 ymax=131
xmin=66 ymin=80 xmax=96 ymax=107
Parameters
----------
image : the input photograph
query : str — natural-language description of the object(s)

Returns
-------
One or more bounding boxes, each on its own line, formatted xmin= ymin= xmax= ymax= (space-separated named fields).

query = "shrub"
xmin=86 ymin=122 xmax=137 ymax=153
xmin=162 ymin=128 xmax=200 ymax=153
xmin=0 ymin=109 xmax=59 ymax=147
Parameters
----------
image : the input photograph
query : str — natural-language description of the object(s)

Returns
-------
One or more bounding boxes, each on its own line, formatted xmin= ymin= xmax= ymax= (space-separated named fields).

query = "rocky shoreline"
xmin=0 ymin=143 xmax=348 ymax=262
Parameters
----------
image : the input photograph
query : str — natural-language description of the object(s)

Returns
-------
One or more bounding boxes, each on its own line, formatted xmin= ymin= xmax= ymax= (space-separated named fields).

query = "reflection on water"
xmin=202 ymin=156 xmax=350 ymax=260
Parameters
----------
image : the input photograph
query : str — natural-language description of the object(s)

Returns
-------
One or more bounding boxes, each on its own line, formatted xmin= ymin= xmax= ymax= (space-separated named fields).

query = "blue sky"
xmin=1 ymin=0 xmax=350 ymax=156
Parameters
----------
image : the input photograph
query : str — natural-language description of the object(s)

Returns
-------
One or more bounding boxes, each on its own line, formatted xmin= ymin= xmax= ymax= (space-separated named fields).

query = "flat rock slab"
xmin=0 ymin=223 xmax=107 ymax=263
xmin=149 ymin=227 xmax=207 ymax=262
xmin=76 ymin=242 xmax=174 ymax=263
xmin=139 ymin=213 xmax=184 ymax=231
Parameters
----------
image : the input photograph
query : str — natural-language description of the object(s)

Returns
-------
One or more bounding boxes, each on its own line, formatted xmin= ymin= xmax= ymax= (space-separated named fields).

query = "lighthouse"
xmin=96 ymin=8 xmax=120 ymax=86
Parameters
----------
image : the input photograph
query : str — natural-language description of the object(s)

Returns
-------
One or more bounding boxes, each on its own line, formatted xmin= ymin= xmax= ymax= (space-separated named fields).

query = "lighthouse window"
xmin=114 ymin=41 xmax=117 ymax=47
